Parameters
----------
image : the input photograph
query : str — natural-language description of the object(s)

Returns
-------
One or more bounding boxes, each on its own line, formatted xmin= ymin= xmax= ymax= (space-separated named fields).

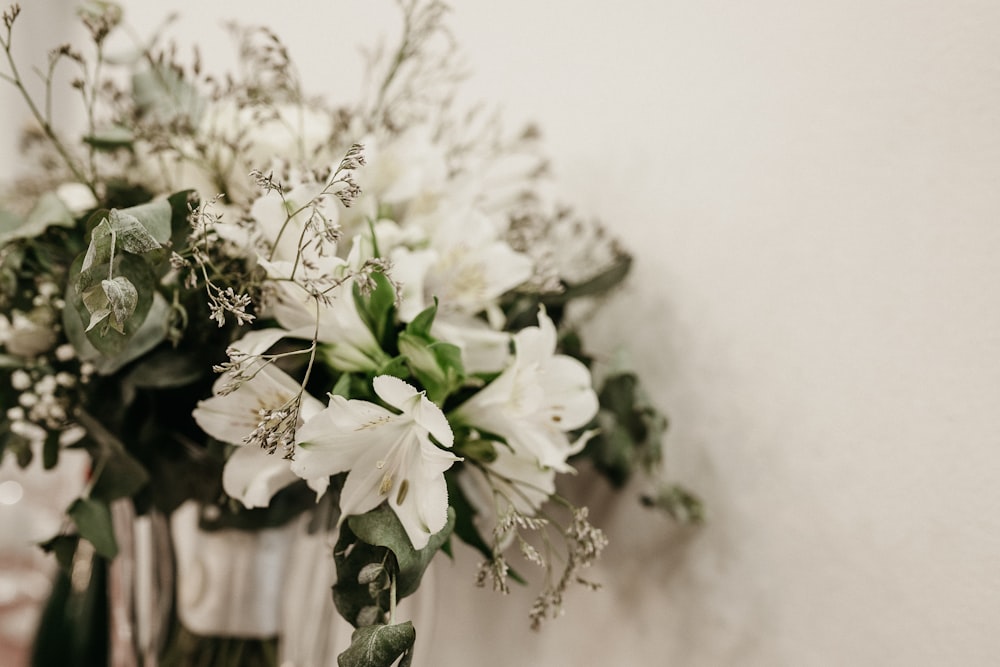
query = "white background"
xmin=3 ymin=1 xmax=1000 ymax=665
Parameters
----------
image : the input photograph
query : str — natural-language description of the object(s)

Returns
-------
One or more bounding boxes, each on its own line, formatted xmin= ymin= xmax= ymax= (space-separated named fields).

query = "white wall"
xmin=4 ymin=1 xmax=1000 ymax=664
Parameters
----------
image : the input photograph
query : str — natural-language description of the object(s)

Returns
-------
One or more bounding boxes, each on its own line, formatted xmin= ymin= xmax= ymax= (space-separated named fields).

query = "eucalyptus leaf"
xmin=85 ymin=307 xmax=112 ymax=333
xmin=89 ymin=448 xmax=150 ymax=503
xmin=80 ymin=219 xmax=114 ymax=273
xmin=124 ymin=347 xmax=205 ymax=389
xmin=108 ymin=209 xmax=162 ymax=254
xmin=347 ymin=504 xmax=454 ymax=599
xmin=543 ymin=253 xmax=633 ymax=305
xmin=83 ymin=125 xmax=134 ymax=151
xmin=68 ymin=498 xmax=118 ymax=559
xmin=101 ymin=276 xmax=139 ymax=333
xmin=333 ymin=505 xmax=454 ymax=628
xmin=0 ymin=192 xmax=75 ymax=245
xmin=69 ymin=253 xmax=157 ymax=357
xmin=337 ymin=622 xmax=415 ymax=667
xmin=0 ymin=208 xmax=23 ymax=243
xmin=132 ymin=64 xmax=204 ymax=125
xmin=91 ymin=292 xmax=171 ymax=375
xmin=117 ymin=200 xmax=172 ymax=245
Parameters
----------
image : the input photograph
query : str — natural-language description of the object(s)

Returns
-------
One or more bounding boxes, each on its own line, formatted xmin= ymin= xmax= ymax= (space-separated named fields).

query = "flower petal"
xmin=539 ymin=355 xmax=599 ymax=430
xmin=513 ymin=306 xmax=557 ymax=366
xmin=338 ymin=442 xmax=400 ymax=520
xmin=194 ymin=365 xmax=304 ymax=444
xmin=222 ymin=444 xmax=299 ymax=509
xmin=372 ymin=375 xmax=420 ymax=412
xmin=291 ymin=397 xmax=394 ymax=481
xmin=388 ymin=436 xmax=460 ymax=549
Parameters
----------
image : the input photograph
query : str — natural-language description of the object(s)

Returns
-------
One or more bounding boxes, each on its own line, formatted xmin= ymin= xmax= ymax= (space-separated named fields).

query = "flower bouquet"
xmin=0 ymin=1 xmax=700 ymax=665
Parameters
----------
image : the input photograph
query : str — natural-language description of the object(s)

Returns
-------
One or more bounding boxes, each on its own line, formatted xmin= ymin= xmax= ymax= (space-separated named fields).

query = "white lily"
xmin=457 ymin=444 xmax=556 ymax=545
xmin=192 ymin=364 xmax=324 ymax=509
xmin=292 ymin=375 xmax=461 ymax=550
xmin=390 ymin=207 xmax=533 ymax=324
xmin=257 ymin=258 xmax=388 ymax=373
xmin=452 ymin=307 xmax=598 ymax=471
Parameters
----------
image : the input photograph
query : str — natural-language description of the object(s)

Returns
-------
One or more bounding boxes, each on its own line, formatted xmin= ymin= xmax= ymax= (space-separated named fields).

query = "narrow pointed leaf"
xmin=67 ymin=498 xmax=118 ymax=559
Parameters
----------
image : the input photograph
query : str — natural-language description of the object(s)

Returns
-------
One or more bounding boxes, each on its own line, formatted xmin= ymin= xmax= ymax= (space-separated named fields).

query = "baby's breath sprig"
xmin=363 ymin=0 xmax=464 ymax=132
xmin=0 ymin=3 xmax=97 ymax=196
xmin=472 ymin=463 xmax=609 ymax=631
xmin=182 ymin=194 xmax=258 ymax=329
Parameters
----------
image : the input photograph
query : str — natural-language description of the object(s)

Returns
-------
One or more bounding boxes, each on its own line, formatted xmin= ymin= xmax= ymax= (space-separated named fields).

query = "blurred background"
xmin=2 ymin=0 xmax=1000 ymax=665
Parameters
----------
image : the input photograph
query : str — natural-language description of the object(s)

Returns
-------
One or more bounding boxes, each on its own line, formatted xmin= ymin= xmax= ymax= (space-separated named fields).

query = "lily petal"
xmin=222 ymin=443 xmax=300 ymax=509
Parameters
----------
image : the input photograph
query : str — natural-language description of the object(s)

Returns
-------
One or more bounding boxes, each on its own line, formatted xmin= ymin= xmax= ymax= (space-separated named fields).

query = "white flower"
xmin=192 ymin=364 xmax=324 ymax=509
xmin=390 ymin=207 xmax=533 ymax=324
xmin=453 ymin=307 xmax=598 ymax=471
xmin=457 ymin=444 xmax=556 ymax=544
xmin=431 ymin=316 xmax=512 ymax=374
xmin=292 ymin=375 xmax=461 ymax=549
xmin=257 ymin=259 xmax=388 ymax=372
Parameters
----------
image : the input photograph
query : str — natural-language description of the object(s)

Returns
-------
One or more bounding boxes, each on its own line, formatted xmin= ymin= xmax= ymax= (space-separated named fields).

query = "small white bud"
xmin=10 ymin=370 xmax=31 ymax=390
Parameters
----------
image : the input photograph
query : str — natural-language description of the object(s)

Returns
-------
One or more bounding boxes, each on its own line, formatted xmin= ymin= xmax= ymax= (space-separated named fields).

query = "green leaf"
xmin=167 ymin=190 xmax=197 ymax=249
xmin=543 ymin=253 xmax=633 ymax=305
xmin=397 ymin=332 xmax=464 ymax=405
xmin=583 ymin=372 xmax=668 ymax=487
xmin=333 ymin=505 xmax=454 ymax=628
xmin=406 ymin=301 xmax=438 ymax=339
xmin=83 ymin=126 xmax=134 ymax=151
xmin=348 ymin=504 xmax=454 ymax=599
xmin=0 ymin=354 xmax=23 ymax=368
xmin=100 ymin=277 xmax=139 ymax=333
xmin=87 ymin=293 xmax=171 ymax=375
xmin=107 ymin=209 xmax=162 ymax=254
xmin=118 ymin=200 xmax=172 ymax=245
xmin=337 ymin=622 xmax=415 ymax=667
xmin=89 ymin=448 xmax=150 ymax=503
xmin=39 ymin=534 xmax=80 ymax=572
xmin=329 ymin=372 xmax=352 ymax=399
xmin=68 ymin=253 xmax=157 ymax=357
xmin=132 ymin=64 xmax=204 ymax=125
xmin=42 ymin=429 xmax=60 ymax=470
xmin=452 ymin=434 xmax=498 ymax=464
xmin=641 ymin=483 xmax=705 ymax=525
xmin=124 ymin=347 xmax=205 ymax=389
xmin=0 ymin=192 xmax=76 ymax=245
xmin=353 ymin=272 xmax=396 ymax=346
xmin=81 ymin=219 xmax=114 ymax=273
xmin=68 ymin=498 xmax=118 ymax=559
